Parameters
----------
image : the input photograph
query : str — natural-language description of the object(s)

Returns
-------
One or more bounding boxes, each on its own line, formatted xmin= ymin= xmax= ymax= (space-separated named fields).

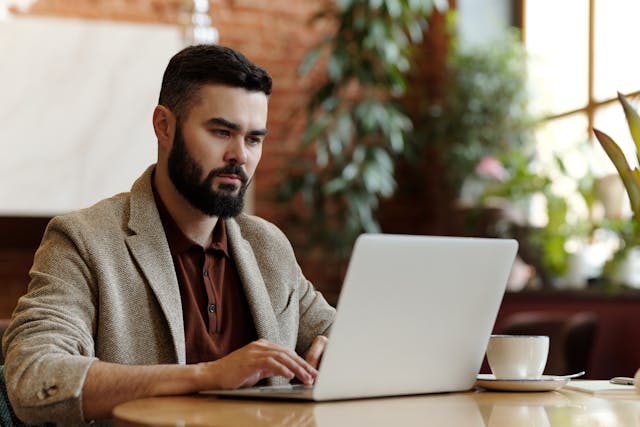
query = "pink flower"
xmin=475 ymin=156 xmax=509 ymax=181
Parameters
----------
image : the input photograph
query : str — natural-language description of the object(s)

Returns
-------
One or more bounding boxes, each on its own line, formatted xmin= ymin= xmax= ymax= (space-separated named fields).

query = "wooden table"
xmin=113 ymin=382 xmax=640 ymax=426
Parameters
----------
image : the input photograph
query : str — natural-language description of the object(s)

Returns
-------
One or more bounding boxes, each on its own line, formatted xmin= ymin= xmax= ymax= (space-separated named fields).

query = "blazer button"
xmin=208 ymin=304 xmax=216 ymax=313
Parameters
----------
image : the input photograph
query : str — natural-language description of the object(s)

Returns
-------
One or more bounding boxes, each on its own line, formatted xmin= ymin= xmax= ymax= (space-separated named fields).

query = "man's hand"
xmin=200 ymin=338 xmax=319 ymax=389
xmin=304 ymin=335 xmax=329 ymax=369
xmin=82 ymin=338 xmax=324 ymax=420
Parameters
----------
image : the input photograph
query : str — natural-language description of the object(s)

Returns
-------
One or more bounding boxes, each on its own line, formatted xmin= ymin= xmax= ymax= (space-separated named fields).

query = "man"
xmin=2 ymin=44 xmax=335 ymax=425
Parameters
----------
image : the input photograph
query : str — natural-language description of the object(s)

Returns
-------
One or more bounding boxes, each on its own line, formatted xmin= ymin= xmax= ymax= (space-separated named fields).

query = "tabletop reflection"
xmin=113 ymin=388 xmax=640 ymax=427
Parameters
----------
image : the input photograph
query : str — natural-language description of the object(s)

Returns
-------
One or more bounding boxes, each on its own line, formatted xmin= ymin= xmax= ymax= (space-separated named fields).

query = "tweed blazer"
xmin=1 ymin=165 xmax=335 ymax=426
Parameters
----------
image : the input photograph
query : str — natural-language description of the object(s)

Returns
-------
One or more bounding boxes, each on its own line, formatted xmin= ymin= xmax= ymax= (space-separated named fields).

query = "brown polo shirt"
xmin=153 ymin=185 xmax=258 ymax=364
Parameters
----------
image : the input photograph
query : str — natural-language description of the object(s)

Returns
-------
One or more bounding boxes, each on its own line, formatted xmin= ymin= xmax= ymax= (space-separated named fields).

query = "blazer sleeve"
xmin=294 ymin=264 xmax=336 ymax=355
xmin=2 ymin=216 xmax=98 ymax=425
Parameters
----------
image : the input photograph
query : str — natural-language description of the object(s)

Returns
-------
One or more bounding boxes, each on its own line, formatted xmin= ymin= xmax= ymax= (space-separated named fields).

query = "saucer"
xmin=475 ymin=374 xmax=570 ymax=392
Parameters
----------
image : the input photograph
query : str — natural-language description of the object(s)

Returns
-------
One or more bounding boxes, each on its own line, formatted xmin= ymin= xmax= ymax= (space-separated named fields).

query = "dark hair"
xmin=158 ymin=44 xmax=272 ymax=120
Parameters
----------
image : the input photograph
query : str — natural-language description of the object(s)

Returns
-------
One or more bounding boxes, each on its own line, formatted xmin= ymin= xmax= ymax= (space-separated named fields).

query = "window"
xmin=523 ymin=0 xmax=640 ymax=274
xmin=524 ymin=0 xmax=640 ymax=223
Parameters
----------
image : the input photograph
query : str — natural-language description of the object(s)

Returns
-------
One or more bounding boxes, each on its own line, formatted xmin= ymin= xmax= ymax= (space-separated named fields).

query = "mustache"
xmin=205 ymin=164 xmax=249 ymax=184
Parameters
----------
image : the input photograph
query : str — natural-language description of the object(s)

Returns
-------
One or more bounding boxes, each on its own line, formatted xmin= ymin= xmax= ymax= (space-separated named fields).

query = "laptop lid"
xmin=312 ymin=233 xmax=518 ymax=400
xmin=205 ymin=234 xmax=517 ymax=401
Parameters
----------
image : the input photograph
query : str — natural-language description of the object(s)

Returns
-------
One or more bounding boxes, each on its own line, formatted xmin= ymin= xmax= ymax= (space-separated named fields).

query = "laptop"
xmin=203 ymin=233 xmax=518 ymax=401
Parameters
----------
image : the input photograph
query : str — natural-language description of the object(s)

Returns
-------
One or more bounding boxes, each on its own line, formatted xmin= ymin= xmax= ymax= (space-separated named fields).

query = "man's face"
xmin=167 ymin=84 xmax=268 ymax=217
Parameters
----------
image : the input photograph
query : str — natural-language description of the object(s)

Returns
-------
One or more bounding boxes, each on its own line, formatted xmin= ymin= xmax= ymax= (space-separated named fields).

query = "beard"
xmin=167 ymin=124 xmax=250 ymax=218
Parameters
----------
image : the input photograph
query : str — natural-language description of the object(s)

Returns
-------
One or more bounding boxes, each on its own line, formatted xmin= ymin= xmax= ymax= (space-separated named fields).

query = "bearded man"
xmin=2 ymin=44 xmax=335 ymax=426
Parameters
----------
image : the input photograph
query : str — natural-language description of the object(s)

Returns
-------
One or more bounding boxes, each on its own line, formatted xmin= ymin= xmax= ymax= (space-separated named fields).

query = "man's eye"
xmin=247 ymin=136 xmax=263 ymax=144
xmin=212 ymin=129 xmax=230 ymax=137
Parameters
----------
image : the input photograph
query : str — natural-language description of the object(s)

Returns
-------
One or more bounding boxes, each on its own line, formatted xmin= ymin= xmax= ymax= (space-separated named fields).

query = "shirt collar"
xmin=152 ymin=175 xmax=230 ymax=257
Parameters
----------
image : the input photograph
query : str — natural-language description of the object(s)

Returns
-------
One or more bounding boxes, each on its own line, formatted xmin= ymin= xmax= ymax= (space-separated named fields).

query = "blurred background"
xmin=2 ymin=0 xmax=640 ymax=378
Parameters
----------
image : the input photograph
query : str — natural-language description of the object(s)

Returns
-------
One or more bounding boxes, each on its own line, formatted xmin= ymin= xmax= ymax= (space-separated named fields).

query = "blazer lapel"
xmin=125 ymin=166 xmax=186 ymax=364
xmin=226 ymin=219 xmax=280 ymax=344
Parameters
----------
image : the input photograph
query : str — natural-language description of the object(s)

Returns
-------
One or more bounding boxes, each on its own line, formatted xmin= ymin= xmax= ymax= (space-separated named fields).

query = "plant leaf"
xmin=618 ymin=92 xmax=640 ymax=166
xmin=299 ymin=47 xmax=322 ymax=77
xmin=594 ymin=128 xmax=640 ymax=220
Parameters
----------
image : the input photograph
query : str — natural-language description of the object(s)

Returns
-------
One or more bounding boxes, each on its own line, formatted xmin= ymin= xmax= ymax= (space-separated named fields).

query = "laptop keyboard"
xmin=258 ymin=384 xmax=313 ymax=393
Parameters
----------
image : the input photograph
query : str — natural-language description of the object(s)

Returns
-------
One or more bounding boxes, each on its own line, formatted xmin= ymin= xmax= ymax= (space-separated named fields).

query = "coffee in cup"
xmin=486 ymin=335 xmax=549 ymax=379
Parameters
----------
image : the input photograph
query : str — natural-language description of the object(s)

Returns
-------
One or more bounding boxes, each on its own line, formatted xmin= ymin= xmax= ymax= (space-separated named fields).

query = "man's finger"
xmin=305 ymin=336 xmax=328 ymax=369
xmin=269 ymin=349 xmax=317 ymax=384
xmin=247 ymin=340 xmax=317 ymax=384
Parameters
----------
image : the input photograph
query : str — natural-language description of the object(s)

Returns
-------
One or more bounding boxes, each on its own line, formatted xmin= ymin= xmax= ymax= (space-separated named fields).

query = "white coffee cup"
xmin=486 ymin=335 xmax=549 ymax=379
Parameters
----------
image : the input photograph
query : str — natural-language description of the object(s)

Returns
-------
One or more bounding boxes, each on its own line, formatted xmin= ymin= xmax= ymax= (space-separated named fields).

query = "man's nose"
xmin=224 ymin=137 xmax=247 ymax=165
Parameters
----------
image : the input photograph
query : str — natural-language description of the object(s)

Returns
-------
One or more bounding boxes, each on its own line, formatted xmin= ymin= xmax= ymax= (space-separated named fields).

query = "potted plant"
xmin=278 ymin=0 xmax=447 ymax=259
xmin=593 ymin=93 xmax=640 ymax=221
xmin=593 ymin=92 xmax=640 ymax=287
xmin=415 ymin=27 xmax=535 ymax=199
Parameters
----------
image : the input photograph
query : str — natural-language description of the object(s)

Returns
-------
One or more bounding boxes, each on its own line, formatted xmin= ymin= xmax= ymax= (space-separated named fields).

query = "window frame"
xmin=520 ymin=0 xmax=640 ymax=133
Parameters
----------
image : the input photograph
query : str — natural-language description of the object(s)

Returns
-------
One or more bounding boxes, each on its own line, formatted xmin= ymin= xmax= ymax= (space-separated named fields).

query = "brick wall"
xmin=22 ymin=0 xmax=323 ymax=223
xmin=2 ymin=1 xmax=451 ymax=314
xmin=1 ymin=0 xmax=337 ymax=315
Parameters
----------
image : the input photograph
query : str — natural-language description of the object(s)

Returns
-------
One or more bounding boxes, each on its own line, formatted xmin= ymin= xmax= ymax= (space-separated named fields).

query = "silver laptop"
xmin=203 ymin=233 xmax=518 ymax=401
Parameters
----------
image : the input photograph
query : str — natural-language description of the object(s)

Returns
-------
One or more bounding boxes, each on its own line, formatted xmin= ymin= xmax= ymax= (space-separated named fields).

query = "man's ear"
xmin=153 ymin=105 xmax=175 ymax=151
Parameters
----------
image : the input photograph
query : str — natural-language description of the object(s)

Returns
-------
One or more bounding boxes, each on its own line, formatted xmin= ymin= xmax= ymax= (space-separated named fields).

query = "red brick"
xmin=7 ymin=0 xmax=452 ymax=296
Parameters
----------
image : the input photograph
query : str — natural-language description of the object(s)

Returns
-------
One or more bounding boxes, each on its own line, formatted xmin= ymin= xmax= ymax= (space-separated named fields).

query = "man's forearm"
xmin=82 ymin=338 xmax=321 ymax=421
xmin=82 ymin=360 xmax=203 ymax=420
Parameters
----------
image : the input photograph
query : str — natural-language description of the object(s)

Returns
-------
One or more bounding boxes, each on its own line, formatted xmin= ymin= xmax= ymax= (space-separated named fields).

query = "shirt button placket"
xmin=202 ymin=266 xmax=216 ymax=328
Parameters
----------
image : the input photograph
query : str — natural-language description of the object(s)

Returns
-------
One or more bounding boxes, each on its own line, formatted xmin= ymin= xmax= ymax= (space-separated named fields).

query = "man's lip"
xmin=216 ymin=174 xmax=243 ymax=185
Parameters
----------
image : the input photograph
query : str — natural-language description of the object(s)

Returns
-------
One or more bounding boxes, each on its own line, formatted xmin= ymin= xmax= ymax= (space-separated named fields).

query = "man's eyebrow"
xmin=208 ymin=117 xmax=267 ymax=136
xmin=209 ymin=117 xmax=240 ymax=131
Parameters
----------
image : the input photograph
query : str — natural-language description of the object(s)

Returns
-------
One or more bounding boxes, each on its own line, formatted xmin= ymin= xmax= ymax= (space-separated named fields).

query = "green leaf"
xmin=369 ymin=19 xmax=387 ymax=46
xmin=299 ymin=47 xmax=322 ymax=77
xmin=327 ymin=53 xmax=345 ymax=81
xmin=407 ymin=20 xmax=425 ymax=43
xmin=383 ymin=40 xmax=401 ymax=63
xmin=409 ymin=0 xmax=431 ymax=12
xmin=384 ymin=0 xmax=402 ymax=18
xmin=342 ymin=163 xmax=358 ymax=181
xmin=431 ymin=0 xmax=450 ymax=12
xmin=594 ymin=128 xmax=640 ymax=220
xmin=307 ymin=82 xmax=337 ymax=113
xmin=349 ymin=194 xmax=380 ymax=232
xmin=372 ymin=147 xmax=394 ymax=173
xmin=337 ymin=113 xmax=354 ymax=142
xmin=325 ymin=177 xmax=348 ymax=194
xmin=320 ymin=95 xmax=339 ymax=112
xmin=316 ymin=143 xmax=329 ymax=167
xmin=388 ymin=67 xmax=408 ymax=94
xmin=618 ymin=92 xmax=640 ymax=166
xmin=362 ymin=164 xmax=381 ymax=193
xmin=354 ymin=12 xmax=367 ymax=30
xmin=353 ymin=145 xmax=366 ymax=163
xmin=327 ymin=130 xmax=344 ymax=157
xmin=301 ymin=118 xmax=328 ymax=147
xmin=389 ymin=129 xmax=404 ymax=152
xmin=336 ymin=0 xmax=353 ymax=12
